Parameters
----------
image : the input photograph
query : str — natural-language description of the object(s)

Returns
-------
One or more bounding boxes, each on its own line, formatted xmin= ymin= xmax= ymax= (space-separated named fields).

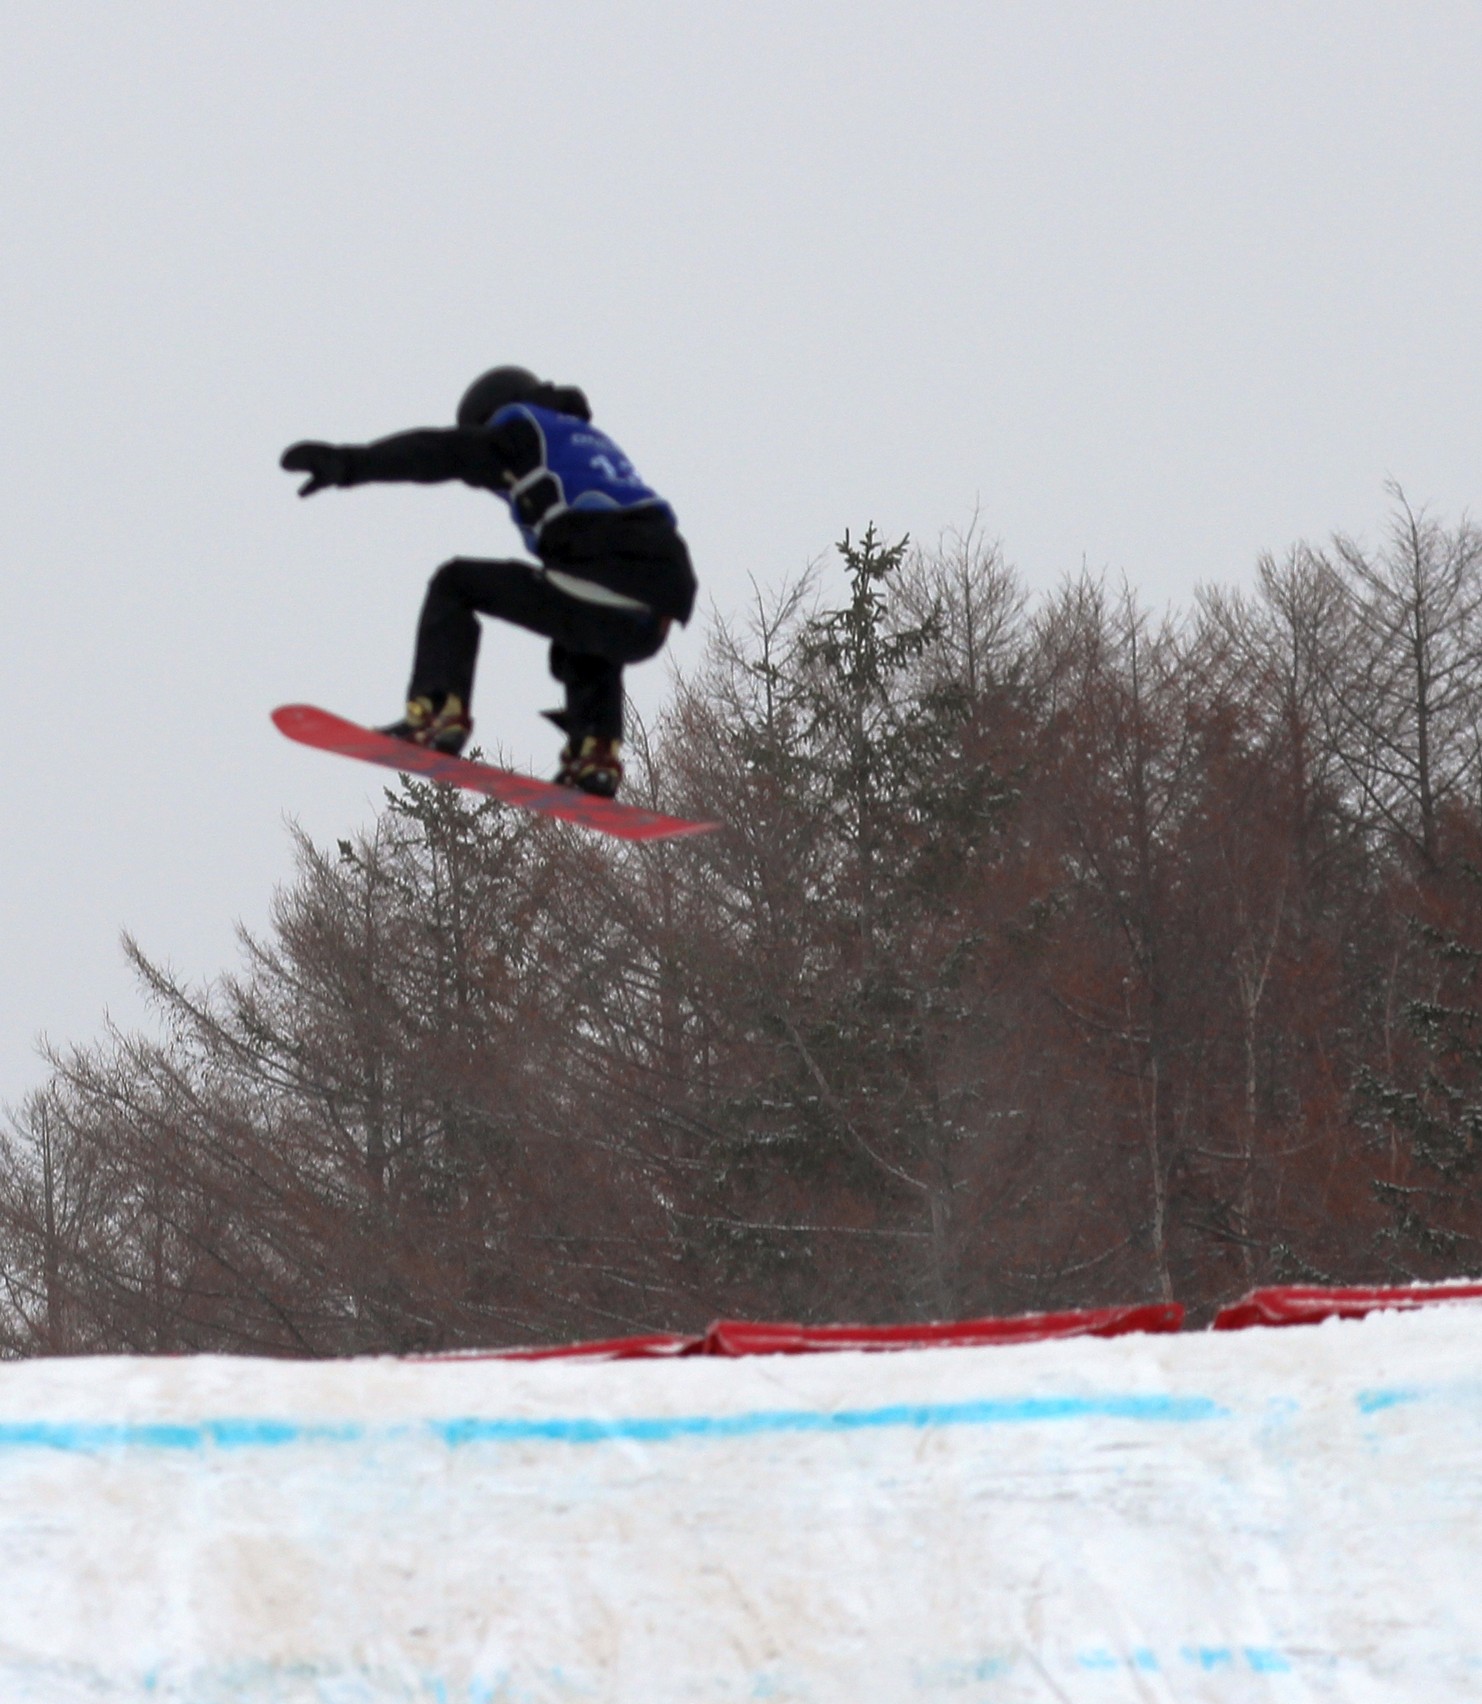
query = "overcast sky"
xmin=4 ymin=2 xmax=1482 ymax=1106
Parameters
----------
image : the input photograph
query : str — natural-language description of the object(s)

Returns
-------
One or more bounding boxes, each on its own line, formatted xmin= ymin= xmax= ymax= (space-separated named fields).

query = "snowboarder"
xmin=280 ymin=367 xmax=696 ymax=798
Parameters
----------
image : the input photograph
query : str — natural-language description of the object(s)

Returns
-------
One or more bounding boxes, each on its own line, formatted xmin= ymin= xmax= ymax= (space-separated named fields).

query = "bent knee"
xmin=427 ymin=556 xmax=537 ymax=606
xmin=428 ymin=557 xmax=473 ymax=599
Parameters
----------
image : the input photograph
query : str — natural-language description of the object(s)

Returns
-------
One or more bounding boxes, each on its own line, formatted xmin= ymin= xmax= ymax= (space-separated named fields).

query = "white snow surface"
xmin=2 ymin=1304 xmax=1481 ymax=1702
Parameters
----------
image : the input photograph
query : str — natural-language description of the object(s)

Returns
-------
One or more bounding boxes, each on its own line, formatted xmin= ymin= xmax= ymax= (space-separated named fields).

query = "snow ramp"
xmin=3 ymin=1293 xmax=1481 ymax=1702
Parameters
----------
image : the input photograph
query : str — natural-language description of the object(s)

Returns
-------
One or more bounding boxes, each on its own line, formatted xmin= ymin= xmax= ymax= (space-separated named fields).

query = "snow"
xmin=2 ymin=1303 xmax=1481 ymax=1701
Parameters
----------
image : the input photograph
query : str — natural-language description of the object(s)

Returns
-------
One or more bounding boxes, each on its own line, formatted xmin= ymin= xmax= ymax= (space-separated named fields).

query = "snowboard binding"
xmin=377 ymin=694 xmax=472 ymax=755
xmin=556 ymin=735 xmax=623 ymax=798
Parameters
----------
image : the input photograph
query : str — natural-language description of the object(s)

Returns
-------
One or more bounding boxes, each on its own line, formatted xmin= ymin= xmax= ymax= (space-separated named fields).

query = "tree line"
xmin=6 ymin=490 xmax=1482 ymax=1355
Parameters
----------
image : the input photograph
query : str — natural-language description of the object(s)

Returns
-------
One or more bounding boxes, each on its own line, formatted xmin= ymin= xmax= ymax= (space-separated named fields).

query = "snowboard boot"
xmin=555 ymin=735 xmax=623 ymax=798
xmin=378 ymin=694 xmax=472 ymax=755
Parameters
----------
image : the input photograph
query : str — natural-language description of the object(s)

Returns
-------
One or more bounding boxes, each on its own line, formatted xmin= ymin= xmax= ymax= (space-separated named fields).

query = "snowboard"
xmin=272 ymin=705 xmax=720 ymax=842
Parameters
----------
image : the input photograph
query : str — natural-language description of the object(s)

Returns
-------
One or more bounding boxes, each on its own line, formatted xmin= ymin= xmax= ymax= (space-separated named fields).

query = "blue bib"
xmin=492 ymin=403 xmax=676 ymax=551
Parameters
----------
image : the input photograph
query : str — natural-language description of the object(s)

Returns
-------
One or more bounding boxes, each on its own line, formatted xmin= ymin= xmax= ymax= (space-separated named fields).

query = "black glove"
xmin=280 ymin=441 xmax=354 ymax=497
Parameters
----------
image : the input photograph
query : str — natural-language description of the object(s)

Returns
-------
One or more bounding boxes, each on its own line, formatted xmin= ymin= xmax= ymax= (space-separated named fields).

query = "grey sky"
xmin=4 ymin=2 xmax=1481 ymax=1104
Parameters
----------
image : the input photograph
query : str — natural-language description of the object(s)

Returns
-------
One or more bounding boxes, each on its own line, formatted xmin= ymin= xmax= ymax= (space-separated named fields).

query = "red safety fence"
xmin=1214 ymin=1281 xmax=1482 ymax=1331
xmin=699 ymin=1304 xmax=1183 ymax=1357
xmin=422 ymin=1303 xmax=1185 ymax=1364
xmin=415 ymin=1284 xmax=1482 ymax=1359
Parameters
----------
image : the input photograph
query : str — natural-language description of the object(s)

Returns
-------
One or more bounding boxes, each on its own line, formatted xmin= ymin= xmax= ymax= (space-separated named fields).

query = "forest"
xmin=6 ymin=491 xmax=1482 ymax=1356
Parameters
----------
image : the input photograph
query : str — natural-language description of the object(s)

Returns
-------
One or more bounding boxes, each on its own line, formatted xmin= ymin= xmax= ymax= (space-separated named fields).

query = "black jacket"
xmin=334 ymin=417 xmax=696 ymax=624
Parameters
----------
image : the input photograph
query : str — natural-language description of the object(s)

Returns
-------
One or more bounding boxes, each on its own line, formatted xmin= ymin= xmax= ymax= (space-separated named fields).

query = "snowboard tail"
xmin=272 ymin=705 xmax=720 ymax=842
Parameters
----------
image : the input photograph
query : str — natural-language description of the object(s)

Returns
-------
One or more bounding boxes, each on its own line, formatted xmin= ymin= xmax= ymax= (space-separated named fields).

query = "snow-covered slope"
xmin=3 ymin=1303 xmax=1480 ymax=1702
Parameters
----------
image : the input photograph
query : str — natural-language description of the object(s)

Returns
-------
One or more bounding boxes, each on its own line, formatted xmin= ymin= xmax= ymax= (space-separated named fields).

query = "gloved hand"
xmin=280 ymin=441 xmax=353 ymax=496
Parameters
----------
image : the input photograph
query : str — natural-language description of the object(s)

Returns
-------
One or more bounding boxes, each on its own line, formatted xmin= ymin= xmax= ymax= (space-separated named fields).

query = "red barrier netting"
xmin=1214 ymin=1281 xmax=1482 ymax=1331
xmin=420 ymin=1303 xmax=1185 ymax=1363
xmin=699 ymin=1305 xmax=1183 ymax=1357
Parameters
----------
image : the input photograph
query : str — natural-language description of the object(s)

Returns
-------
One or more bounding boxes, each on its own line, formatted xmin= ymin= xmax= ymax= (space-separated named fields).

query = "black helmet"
xmin=456 ymin=366 xmax=593 ymax=427
xmin=456 ymin=365 xmax=542 ymax=427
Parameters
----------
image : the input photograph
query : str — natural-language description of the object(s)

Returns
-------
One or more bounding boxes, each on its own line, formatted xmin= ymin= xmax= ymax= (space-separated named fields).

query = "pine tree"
xmin=1357 ymin=853 xmax=1482 ymax=1273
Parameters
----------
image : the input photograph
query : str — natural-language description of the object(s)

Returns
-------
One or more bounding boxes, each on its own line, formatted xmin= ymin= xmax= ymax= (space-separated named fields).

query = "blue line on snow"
xmin=0 ymin=1419 xmax=371 ymax=1453
xmin=1181 ymin=1647 xmax=1235 ymax=1671
xmin=1245 ymin=1647 xmax=1293 ymax=1673
xmin=1356 ymin=1387 xmax=1423 ymax=1414
xmin=0 ymin=1393 xmax=1227 ymax=1456
xmin=432 ymin=1393 xmax=1228 ymax=1446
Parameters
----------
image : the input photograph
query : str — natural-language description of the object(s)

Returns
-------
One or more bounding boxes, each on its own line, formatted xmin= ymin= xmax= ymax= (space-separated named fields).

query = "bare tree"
xmin=1315 ymin=486 xmax=1482 ymax=867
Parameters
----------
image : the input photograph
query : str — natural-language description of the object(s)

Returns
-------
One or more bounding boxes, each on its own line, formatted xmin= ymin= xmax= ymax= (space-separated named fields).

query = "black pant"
xmin=408 ymin=557 xmax=669 ymax=741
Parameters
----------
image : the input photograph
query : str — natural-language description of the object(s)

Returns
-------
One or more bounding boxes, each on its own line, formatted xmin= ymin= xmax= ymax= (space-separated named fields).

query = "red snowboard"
xmin=272 ymin=705 xmax=720 ymax=842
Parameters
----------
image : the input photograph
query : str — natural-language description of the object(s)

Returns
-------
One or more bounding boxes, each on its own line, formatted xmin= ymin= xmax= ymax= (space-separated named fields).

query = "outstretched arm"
xmin=280 ymin=427 xmax=513 ymax=497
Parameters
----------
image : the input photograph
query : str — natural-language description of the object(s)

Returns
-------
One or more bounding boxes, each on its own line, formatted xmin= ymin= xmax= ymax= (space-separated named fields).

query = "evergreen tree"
xmin=1357 ymin=850 xmax=1482 ymax=1272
